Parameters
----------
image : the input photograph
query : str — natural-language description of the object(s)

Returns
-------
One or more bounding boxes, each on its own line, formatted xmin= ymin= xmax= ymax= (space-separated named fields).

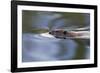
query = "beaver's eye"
xmin=63 ymin=31 xmax=67 ymax=35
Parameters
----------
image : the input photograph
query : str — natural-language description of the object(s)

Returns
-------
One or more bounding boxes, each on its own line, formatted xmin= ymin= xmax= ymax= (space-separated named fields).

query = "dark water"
xmin=22 ymin=10 xmax=90 ymax=62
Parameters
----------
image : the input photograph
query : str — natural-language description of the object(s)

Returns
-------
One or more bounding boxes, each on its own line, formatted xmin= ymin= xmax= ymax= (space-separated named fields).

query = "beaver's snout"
xmin=49 ymin=31 xmax=52 ymax=34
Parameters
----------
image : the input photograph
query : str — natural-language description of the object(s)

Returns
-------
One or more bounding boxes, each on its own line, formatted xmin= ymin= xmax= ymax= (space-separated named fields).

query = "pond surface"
xmin=22 ymin=10 xmax=90 ymax=62
xmin=22 ymin=33 xmax=90 ymax=62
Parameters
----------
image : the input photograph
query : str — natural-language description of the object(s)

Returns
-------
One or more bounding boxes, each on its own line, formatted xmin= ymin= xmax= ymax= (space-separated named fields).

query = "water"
xmin=22 ymin=10 xmax=90 ymax=62
xmin=22 ymin=33 xmax=89 ymax=62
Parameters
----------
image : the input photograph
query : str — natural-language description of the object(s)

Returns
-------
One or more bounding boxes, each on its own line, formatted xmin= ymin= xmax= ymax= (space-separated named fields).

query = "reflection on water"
xmin=22 ymin=33 xmax=90 ymax=62
xmin=22 ymin=10 xmax=90 ymax=62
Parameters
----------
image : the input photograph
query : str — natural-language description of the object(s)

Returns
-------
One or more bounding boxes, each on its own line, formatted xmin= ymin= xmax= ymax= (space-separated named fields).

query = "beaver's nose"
xmin=49 ymin=31 xmax=52 ymax=34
